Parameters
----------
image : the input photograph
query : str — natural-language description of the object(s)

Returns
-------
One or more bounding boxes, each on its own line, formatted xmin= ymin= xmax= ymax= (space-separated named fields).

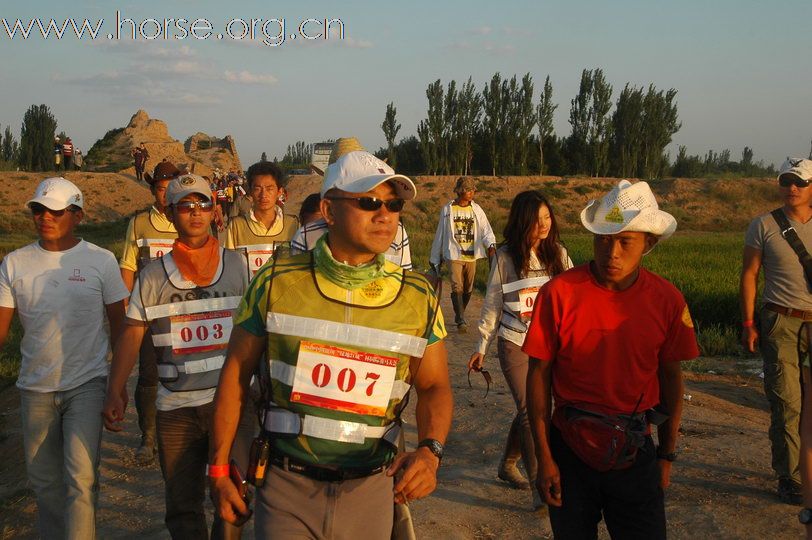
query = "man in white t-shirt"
xmin=0 ymin=177 xmax=128 ymax=540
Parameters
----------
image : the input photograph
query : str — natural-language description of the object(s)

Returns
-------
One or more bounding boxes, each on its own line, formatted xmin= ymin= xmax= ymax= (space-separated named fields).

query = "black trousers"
xmin=548 ymin=426 xmax=666 ymax=540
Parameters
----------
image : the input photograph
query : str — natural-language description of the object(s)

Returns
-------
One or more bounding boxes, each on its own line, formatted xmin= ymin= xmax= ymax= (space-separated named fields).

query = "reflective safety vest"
xmin=495 ymin=248 xmax=552 ymax=334
xmin=140 ymin=248 xmax=248 ymax=392
xmin=131 ymin=210 xmax=177 ymax=272
xmin=259 ymin=254 xmax=439 ymax=468
xmin=229 ymin=213 xmax=298 ymax=276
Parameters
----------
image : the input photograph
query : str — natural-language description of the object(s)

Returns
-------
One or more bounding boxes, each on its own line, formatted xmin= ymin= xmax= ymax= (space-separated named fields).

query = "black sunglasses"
xmin=326 ymin=196 xmax=405 ymax=213
xmin=30 ymin=203 xmax=79 ymax=217
xmin=779 ymin=175 xmax=811 ymax=189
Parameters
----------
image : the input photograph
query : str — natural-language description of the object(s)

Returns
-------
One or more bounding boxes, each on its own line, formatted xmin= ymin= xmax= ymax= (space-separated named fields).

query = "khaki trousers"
xmin=759 ymin=307 xmax=809 ymax=483
xmin=255 ymin=466 xmax=394 ymax=539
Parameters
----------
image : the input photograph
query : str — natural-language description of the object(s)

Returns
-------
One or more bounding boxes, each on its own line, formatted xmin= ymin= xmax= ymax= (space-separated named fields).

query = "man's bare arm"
xmin=739 ymin=245 xmax=762 ymax=352
xmin=388 ymin=341 xmax=453 ymax=503
xmin=209 ymin=326 xmax=265 ymax=525
xmin=0 ymin=307 xmax=15 ymax=349
xmin=527 ymin=358 xmax=561 ymax=506
xmin=657 ymin=360 xmax=684 ymax=489
xmin=102 ymin=320 xmax=147 ymax=431
xmin=105 ymin=300 xmax=126 ymax=348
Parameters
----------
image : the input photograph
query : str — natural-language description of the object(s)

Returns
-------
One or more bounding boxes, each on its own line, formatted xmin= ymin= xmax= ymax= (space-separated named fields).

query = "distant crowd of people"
xmin=4 ymin=135 xmax=812 ymax=539
xmin=54 ymin=135 xmax=82 ymax=171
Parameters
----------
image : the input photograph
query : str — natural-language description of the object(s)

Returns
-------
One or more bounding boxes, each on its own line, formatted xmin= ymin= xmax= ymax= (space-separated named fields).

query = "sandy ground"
xmin=0 ymin=290 xmax=805 ymax=540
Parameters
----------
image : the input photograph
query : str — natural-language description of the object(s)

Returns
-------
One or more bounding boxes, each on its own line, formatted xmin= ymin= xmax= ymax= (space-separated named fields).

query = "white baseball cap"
xmin=27 ymin=177 xmax=84 ymax=210
xmin=166 ymin=174 xmax=213 ymax=206
xmin=778 ymin=158 xmax=812 ymax=182
xmin=580 ymin=180 xmax=676 ymax=241
xmin=320 ymin=151 xmax=416 ymax=200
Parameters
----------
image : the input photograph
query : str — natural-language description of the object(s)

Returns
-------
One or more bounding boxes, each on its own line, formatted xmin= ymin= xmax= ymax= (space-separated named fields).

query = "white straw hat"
xmin=580 ymin=180 xmax=676 ymax=240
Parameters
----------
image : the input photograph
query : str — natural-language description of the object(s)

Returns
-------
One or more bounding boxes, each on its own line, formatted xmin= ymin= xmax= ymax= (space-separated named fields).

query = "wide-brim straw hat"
xmin=580 ymin=179 xmax=676 ymax=241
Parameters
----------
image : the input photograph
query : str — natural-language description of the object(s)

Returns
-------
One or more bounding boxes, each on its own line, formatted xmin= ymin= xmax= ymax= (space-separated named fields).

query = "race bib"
xmin=519 ymin=287 xmax=540 ymax=320
xmin=169 ymin=310 xmax=233 ymax=355
xmin=137 ymin=238 xmax=174 ymax=260
xmin=241 ymin=244 xmax=276 ymax=276
xmin=290 ymin=341 xmax=398 ymax=417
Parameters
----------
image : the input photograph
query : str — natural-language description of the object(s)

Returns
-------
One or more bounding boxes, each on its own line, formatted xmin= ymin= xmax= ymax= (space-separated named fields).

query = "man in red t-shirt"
xmin=524 ymin=180 xmax=699 ymax=539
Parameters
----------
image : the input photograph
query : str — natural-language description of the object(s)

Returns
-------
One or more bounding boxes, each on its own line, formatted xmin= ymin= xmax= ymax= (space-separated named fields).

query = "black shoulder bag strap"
xmin=771 ymin=208 xmax=812 ymax=286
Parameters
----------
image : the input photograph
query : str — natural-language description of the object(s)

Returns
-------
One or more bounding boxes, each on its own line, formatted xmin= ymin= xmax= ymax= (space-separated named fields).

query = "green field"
xmin=0 ymin=221 xmax=747 ymax=387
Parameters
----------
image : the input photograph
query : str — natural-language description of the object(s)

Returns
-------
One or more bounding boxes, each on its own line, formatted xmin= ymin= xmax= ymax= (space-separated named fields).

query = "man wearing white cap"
xmin=291 ymin=137 xmax=414 ymax=269
xmin=741 ymin=157 xmax=812 ymax=505
xmin=524 ymin=180 xmax=699 ymax=539
xmin=0 ymin=178 xmax=129 ymax=539
xmin=102 ymin=174 xmax=254 ymax=538
xmin=210 ymin=150 xmax=452 ymax=538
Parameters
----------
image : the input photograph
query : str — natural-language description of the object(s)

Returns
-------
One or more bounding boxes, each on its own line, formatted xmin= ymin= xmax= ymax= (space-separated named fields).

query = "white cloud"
xmin=471 ymin=26 xmax=492 ymax=36
xmin=223 ymin=70 xmax=278 ymax=85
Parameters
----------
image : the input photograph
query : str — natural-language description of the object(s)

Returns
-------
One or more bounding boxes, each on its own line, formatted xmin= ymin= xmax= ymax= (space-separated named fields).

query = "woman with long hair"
xmin=468 ymin=190 xmax=572 ymax=509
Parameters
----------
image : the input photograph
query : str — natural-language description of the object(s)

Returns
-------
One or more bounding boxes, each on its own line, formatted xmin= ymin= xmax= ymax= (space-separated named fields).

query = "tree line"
xmin=377 ymin=69 xmax=778 ymax=179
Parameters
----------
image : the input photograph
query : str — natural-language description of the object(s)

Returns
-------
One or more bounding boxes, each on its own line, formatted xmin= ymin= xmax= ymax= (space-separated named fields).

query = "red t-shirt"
xmin=522 ymin=264 xmax=699 ymax=417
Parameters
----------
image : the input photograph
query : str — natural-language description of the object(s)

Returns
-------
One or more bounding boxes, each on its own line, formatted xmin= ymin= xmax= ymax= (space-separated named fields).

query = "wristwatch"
xmin=656 ymin=449 xmax=678 ymax=462
xmin=800 ymin=508 xmax=812 ymax=524
xmin=417 ymin=439 xmax=444 ymax=462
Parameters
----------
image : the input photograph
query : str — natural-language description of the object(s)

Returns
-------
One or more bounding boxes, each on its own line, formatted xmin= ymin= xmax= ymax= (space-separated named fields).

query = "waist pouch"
xmin=554 ymin=406 xmax=655 ymax=472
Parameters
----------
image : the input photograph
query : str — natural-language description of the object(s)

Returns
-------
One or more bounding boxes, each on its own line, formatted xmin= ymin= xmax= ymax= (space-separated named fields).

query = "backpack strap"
xmin=770 ymin=208 xmax=812 ymax=287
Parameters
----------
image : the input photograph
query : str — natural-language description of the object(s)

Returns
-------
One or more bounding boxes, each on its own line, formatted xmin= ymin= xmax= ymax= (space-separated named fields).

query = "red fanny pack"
xmin=553 ymin=406 xmax=649 ymax=472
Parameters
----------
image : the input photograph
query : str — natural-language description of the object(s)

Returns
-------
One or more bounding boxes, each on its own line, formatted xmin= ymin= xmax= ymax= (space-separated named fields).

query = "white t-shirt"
xmin=0 ymin=240 xmax=129 ymax=392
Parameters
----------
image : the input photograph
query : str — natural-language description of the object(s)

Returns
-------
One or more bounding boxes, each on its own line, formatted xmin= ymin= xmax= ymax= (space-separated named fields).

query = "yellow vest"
xmin=228 ymin=213 xmax=298 ymax=276
xmin=256 ymin=253 xmax=441 ymax=468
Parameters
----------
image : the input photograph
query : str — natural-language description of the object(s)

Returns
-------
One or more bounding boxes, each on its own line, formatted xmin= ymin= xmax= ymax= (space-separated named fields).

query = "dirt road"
xmin=0 ymin=294 xmax=804 ymax=539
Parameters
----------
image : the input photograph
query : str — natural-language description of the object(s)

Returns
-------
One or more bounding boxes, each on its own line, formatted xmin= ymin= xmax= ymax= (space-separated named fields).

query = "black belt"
xmin=270 ymin=453 xmax=387 ymax=483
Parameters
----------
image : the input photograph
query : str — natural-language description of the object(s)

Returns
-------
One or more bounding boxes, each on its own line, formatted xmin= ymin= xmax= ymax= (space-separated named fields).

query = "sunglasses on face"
xmin=326 ymin=196 xmax=405 ymax=213
xmin=173 ymin=200 xmax=214 ymax=213
xmin=779 ymin=175 xmax=811 ymax=189
xmin=30 ymin=203 xmax=78 ymax=217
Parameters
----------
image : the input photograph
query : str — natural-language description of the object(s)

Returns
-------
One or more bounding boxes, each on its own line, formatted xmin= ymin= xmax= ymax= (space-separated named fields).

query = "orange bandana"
xmin=171 ymin=236 xmax=220 ymax=286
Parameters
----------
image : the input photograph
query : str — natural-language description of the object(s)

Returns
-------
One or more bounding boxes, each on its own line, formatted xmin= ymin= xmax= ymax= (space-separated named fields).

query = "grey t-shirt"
xmin=745 ymin=210 xmax=812 ymax=310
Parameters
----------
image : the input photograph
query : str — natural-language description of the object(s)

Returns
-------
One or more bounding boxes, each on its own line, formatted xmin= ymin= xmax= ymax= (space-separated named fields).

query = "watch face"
xmin=800 ymin=508 xmax=812 ymax=524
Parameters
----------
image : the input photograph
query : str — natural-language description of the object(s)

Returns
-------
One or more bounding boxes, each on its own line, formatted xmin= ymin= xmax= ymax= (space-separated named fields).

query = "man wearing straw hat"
xmin=741 ymin=157 xmax=812 ymax=505
xmin=291 ymin=137 xmax=414 ymax=269
xmin=525 ymin=180 xmax=699 ymax=539
xmin=209 ymin=148 xmax=452 ymax=538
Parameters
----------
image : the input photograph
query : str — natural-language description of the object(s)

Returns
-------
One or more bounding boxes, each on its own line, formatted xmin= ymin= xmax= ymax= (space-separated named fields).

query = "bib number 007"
xmin=310 ymin=363 xmax=381 ymax=396
xmin=290 ymin=341 xmax=399 ymax=416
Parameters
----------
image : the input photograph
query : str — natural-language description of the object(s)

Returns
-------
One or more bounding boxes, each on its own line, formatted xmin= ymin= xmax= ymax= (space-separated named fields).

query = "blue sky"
xmin=1 ymin=0 xmax=810 ymax=169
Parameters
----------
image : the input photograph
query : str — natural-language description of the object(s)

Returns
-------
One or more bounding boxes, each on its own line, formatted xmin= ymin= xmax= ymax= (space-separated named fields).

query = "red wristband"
xmin=207 ymin=464 xmax=229 ymax=478
xmin=742 ymin=320 xmax=754 ymax=328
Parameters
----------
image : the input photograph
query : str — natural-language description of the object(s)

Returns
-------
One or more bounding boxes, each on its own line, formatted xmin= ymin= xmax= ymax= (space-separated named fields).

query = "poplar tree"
xmin=567 ymin=69 xmax=593 ymax=175
xmin=19 ymin=104 xmax=57 ymax=172
xmin=482 ymin=73 xmax=503 ymax=176
xmin=425 ymin=80 xmax=444 ymax=175
xmin=537 ymin=75 xmax=557 ymax=175
xmin=589 ymin=68 xmax=613 ymax=177
xmin=640 ymin=86 xmax=680 ymax=178
xmin=516 ymin=73 xmax=536 ymax=175
xmin=381 ymin=102 xmax=401 ymax=169
xmin=611 ymin=84 xmax=644 ymax=177
xmin=457 ymin=77 xmax=481 ymax=176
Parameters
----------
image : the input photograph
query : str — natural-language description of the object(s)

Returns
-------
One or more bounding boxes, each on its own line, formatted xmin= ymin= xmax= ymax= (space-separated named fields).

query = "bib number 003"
xmin=169 ymin=310 xmax=233 ymax=354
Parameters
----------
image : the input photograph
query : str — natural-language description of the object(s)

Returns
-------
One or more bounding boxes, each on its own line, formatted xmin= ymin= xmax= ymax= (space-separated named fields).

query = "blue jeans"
xmin=19 ymin=376 xmax=106 ymax=540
